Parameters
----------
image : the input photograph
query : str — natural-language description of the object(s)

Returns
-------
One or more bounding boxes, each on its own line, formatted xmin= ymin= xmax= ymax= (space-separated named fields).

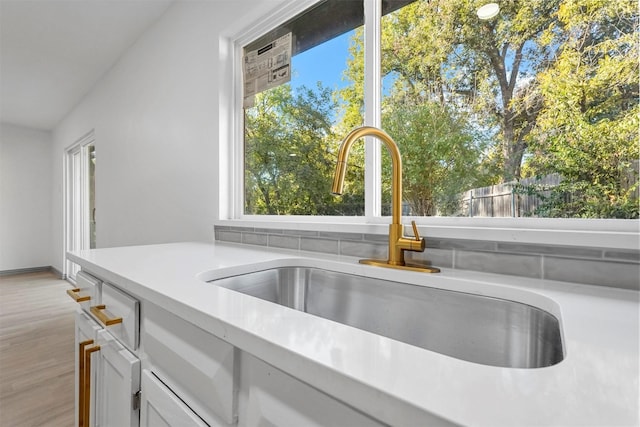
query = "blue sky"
xmin=289 ymin=28 xmax=396 ymax=104
xmin=290 ymin=31 xmax=354 ymax=92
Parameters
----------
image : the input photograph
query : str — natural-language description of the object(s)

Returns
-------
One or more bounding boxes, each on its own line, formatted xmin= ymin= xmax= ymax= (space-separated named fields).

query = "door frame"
xmin=64 ymin=130 xmax=95 ymax=282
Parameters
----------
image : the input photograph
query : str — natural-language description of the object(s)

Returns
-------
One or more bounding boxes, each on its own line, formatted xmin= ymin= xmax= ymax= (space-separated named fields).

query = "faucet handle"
xmin=411 ymin=221 xmax=422 ymax=241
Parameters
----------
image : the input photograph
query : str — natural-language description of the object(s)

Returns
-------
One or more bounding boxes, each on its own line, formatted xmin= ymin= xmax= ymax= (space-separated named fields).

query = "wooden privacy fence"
xmin=458 ymin=174 xmax=562 ymax=218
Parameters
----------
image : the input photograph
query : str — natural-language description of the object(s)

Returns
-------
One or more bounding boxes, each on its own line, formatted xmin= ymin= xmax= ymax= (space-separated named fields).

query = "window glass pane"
xmin=244 ymin=0 xmax=365 ymax=215
xmin=88 ymin=145 xmax=96 ymax=249
xmin=380 ymin=0 xmax=638 ymax=218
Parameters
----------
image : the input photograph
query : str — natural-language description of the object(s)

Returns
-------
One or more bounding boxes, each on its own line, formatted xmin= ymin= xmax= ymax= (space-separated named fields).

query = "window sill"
xmin=214 ymin=217 xmax=639 ymax=251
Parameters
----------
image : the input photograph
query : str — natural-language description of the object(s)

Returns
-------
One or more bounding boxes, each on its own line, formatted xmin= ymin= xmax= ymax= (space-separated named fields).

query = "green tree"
xmin=380 ymin=0 xmax=558 ymax=181
xmin=524 ymin=0 xmax=639 ymax=218
xmin=245 ymin=83 xmax=357 ymax=215
xmin=330 ymin=29 xmax=366 ymax=213
xmin=382 ymin=102 xmax=487 ymax=215
xmin=338 ymin=2 xmax=504 ymax=214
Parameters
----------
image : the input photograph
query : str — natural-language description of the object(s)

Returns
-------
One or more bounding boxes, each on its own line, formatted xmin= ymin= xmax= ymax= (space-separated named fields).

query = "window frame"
xmin=217 ymin=0 xmax=639 ymax=251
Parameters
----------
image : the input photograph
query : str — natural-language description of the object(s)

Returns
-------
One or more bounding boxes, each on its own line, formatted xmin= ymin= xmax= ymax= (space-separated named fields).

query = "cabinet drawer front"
xmin=76 ymin=309 xmax=101 ymax=342
xmin=143 ymin=303 xmax=237 ymax=426
xmin=75 ymin=271 xmax=101 ymax=310
xmin=97 ymin=282 xmax=139 ymax=351
xmin=140 ymin=370 xmax=209 ymax=427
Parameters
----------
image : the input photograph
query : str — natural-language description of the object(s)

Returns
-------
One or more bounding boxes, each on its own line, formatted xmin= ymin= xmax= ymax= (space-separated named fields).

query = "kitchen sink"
xmin=208 ymin=267 xmax=564 ymax=368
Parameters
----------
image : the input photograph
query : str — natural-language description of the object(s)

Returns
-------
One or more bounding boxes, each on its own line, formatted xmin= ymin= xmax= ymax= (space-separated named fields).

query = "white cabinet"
xmin=72 ymin=268 xmax=387 ymax=427
xmin=140 ymin=370 xmax=208 ymax=427
xmin=71 ymin=274 xmax=141 ymax=427
xmin=141 ymin=302 xmax=237 ymax=427
xmin=69 ymin=271 xmax=101 ymax=313
xmin=94 ymin=329 xmax=140 ymax=427
xmin=75 ymin=310 xmax=102 ymax=427
xmin=98 ymin=282 xmax=139 ymax=351
xmin=238 ymin=353 xmax=384 ymax=427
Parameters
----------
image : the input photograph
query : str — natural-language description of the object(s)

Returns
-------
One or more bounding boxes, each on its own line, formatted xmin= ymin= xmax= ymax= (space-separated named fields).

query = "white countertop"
xmin=69 ymin=241 xmax=639 ymax=426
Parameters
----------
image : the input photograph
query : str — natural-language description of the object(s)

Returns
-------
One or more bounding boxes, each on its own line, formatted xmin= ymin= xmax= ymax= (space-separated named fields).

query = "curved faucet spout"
xmin=331 ymin=126 xmax=439 ymax=272
xmin=331 ymin=126 xmax=402 ymax=225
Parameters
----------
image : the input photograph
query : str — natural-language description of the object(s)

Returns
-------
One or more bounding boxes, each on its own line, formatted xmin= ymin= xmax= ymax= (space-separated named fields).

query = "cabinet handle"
xmin=84 ymin=345 xmax=101 ymax=426
xmin=67 ymin=288 xmax=90 ymax=303
xmin=78 ymin=340 xmax=94 ymax=427
xmin=90 ymin=305 xmax=122 ymax=326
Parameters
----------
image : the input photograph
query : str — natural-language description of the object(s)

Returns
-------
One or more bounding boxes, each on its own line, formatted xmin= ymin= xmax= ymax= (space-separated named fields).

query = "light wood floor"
xmin=0 ymin=271 xmax=76 ymax=427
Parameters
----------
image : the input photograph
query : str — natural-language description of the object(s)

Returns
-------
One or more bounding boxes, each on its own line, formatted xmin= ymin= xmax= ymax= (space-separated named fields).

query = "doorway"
xmin=65 ymin=132 xmax=96 ymax=281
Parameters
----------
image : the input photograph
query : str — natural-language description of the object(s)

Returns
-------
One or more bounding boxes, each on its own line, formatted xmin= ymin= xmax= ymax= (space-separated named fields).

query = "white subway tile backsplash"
xmin=496 ymin=242 xmax=602 ymax=258
xmin=284 ymin=229 xmax=320 ymax=237
xmin=218 ymin=230 xmax=242 ymax=243
xmin=320 ymin=231 xmax=364 ymax=241
xmin=214 ymin=225 xmax=640 ymax=290
xmin=544 ymin=257 xmax=640 ymax=290
xmin=255 ymin=227 xmax=284 ymax=234
xmin=268 ymin=234 xmax=300 ymax=250
xmin=339 ymin=240 xmax=386 ymax=259
xmin=300 ymin=237 xmax=339 ymax=254
xmin=427 ymin=238 xmax=497 ymax=251
xmin=456 ymin=250 xmax=542 ymax=279
xmin=603 ymin=250 xmax=640 ymax=262
xmin=407 ymin=248 xmax=453 ymax=269
xmin=242 ymin=232 xmax=268 ymax=246
xmin=363 ymin=233 xmax=389 ymax=243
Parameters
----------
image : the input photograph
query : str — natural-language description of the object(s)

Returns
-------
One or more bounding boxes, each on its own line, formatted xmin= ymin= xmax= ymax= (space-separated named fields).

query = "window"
xmin=234 ymin=0 xmax=638 ymax=222
xmin=243 ymin=0 xmax=365 ymax=215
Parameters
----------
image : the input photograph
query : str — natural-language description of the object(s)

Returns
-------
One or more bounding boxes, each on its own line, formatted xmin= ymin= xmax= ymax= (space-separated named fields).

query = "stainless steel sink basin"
xmin=209 ymin=267 xmax=564 ymax=368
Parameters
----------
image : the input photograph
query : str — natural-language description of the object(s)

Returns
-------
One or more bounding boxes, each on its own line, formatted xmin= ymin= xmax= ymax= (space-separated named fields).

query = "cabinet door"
xmin=75 ymin=309 xmax=102 ymax=427
xmin=239 ymin=354 xmax=384 ymax=427
xmin=94 ymin=329 xmax=141 ymax=427
xmin=140 ymin=370 xmax=209 ymax=427
xmin=142 ymin=302 xmax=236 ymax=426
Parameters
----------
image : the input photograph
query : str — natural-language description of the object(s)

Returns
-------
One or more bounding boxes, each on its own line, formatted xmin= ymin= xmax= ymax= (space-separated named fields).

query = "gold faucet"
xmin=331 ymin=126 xmax=440 ymax=273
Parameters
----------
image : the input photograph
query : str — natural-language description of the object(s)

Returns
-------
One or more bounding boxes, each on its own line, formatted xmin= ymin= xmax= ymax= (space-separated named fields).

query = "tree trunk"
xmin=486 ymin=40 xmax=527 ymax=182
xmin=502 ymin=110 xmax=524 ymax=181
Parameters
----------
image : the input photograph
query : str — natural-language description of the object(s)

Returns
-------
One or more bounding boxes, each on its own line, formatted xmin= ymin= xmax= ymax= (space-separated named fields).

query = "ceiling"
xmin=0 ymin=0 xmax=174 ymax=131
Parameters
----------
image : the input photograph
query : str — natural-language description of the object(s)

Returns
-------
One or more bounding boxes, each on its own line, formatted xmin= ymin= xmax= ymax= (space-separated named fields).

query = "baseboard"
xmin=50 ymin=266 xmax=66 ymax=279
xmin=0 ymin=266 xmax=63 ymax=278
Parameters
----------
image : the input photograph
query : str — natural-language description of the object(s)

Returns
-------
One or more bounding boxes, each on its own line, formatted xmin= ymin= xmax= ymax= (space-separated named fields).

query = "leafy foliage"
xmin=380 ymin=0 xmax=559 ymax=181
xmin=382 ymin=102 xmax=487 ymax=215
xmin=524 ymin=0 xmax=639 ymax=218
xmin=244 ymin=84 xmax=364 ymax=215
xmin=243 ymin=0 xmax=638 ymax=219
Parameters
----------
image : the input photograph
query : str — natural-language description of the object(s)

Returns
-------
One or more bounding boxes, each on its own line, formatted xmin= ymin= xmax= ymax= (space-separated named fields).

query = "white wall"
xmin=0 ymin=123 xmax=52 ymax=271
xmin=51 ymin=1 xmax=284 ymax=272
